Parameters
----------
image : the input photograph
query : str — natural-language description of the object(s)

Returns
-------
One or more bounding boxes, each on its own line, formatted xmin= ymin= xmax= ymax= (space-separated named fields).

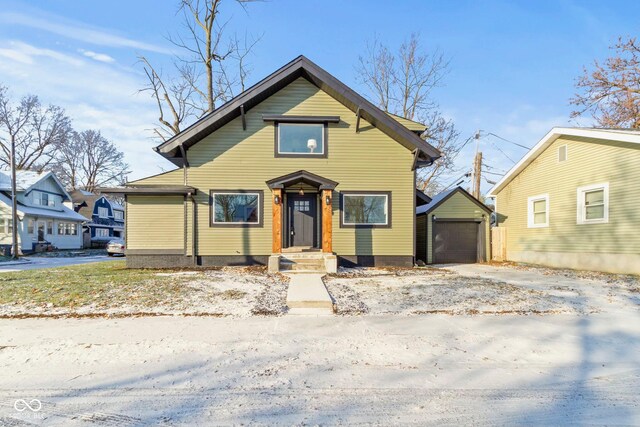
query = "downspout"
xmin=179 ymin=143 xmax=196 ymax=266
xmin=190 ymin=193 xmax=197 ymax=266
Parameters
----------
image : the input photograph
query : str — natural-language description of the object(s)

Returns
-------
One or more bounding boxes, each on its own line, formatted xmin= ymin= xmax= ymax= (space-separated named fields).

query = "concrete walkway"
xmin=285 ymin=273 xmax=334 ymax=315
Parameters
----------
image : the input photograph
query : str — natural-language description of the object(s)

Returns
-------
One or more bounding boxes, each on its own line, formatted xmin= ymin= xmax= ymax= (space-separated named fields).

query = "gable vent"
xmin=558 ymin=145 xmax=567 ymax=162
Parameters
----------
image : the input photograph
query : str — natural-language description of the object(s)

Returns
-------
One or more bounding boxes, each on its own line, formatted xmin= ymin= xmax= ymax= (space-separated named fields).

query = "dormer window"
xmin=33 ymin=191 xmax=55 ymax=207
xmin=276 ymin=123 xmax=325 ymax=157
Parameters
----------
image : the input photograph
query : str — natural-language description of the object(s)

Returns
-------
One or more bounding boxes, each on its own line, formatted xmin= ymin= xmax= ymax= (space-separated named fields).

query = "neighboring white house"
xmin=0 ymin=171 xmax=89 ymax=253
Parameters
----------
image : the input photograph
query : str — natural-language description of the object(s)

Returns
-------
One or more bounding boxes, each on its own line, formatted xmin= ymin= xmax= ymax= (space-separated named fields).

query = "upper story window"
xmin=276 ymin=123 xmax=325 ymax=157
xmin=98 ymin=207 xmax=109 ymax=218
xmin=33 ymin=191 xmax=55 ymax=207
xmin=114 ymin=210 xmax=124 ymax=220
xmin=527 ymin=194 xmax=549 ymax=228
xmin=577 ymin=183 xmax=608 ymax=224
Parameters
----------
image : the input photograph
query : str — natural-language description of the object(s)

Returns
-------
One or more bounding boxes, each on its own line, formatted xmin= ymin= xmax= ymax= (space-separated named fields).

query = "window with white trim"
xmin=527 ymin=194 xmax=549 ymax=228
xmin=95 ymin=228 xmax=110 ymax=238
xmin=47 ymin=220 xmax=53 ymax=235
xmin=577 ymin=183 xmax=609 ymax=224
xmin=58 ymin=222 xmax=78 ymax=236
xmin=114 ymin=210 xmax=124 ymax=220
xmin=33 ymin=191 xmax=56 ymax=207
xmin=27 ymin=219 xmax=35 ymax=234
xmin=98 ymin=207 xmax=109 ymax=218
xmin=342 ymin=193 xmax=389 ymax=226
xmin=211 ymin=192 xmax=260 ymax=224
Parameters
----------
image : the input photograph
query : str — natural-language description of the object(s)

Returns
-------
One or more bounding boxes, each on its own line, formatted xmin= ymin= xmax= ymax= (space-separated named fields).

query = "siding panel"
xmin=136 ymin=78 xmax=415 ymax=257
xmin=495 ymin=136 xmax=640 ymax=255
xmin=127 ymin=196 xmax=184 ymax=251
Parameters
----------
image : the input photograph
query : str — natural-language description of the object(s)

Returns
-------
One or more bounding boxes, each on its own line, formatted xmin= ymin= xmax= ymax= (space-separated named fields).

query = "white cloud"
xmin=0 ymin=40 xmax=175 ymax=180
xmin=0 ymin=11 xmax=173 ymax=55
xmin=0 ymin=41 xmax=84 ymax=66
xmin=78 ymin=49 xmax=115 ymax=63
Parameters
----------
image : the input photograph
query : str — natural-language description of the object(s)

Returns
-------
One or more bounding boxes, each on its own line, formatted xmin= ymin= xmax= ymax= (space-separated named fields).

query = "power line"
xmin=484 ymin=164 xmax=508 ymax=173
xmin=486 ymin=139 xmax=516 ymax=163
xmin=487 ymin=132 xmax=531 ymax=150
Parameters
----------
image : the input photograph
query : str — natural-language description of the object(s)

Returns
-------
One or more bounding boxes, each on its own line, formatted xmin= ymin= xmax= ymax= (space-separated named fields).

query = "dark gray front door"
xmin=288 ymin=195 xmax=317 ymax=247
xmin=433 ymin=221 xmax=478 ymax=263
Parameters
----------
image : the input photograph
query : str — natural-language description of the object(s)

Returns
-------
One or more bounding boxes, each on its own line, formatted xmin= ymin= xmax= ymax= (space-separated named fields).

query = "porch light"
xmin=298 ymin=187 xmax=305 ymax=196
xmin=325 ymin=194 xmax=331 ymax=206
xmin=274 ymin=195 xmax=280 ymax=205
xmin=307 ymin=138 xmax=317 ymax=153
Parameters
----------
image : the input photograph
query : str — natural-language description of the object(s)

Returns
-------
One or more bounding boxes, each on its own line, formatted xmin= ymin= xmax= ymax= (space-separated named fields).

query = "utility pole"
xmin=10 ymin=133 xmax=18 ymax=259
xmin=470 ymin=130 xmax=482 ymax=199
xmin=472 ymin=151 xmax=482 ymax=199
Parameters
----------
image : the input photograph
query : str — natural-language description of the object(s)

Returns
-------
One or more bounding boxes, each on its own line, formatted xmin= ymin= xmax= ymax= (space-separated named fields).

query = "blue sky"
xmin=0 ymin=0 xmax=637 ymax=189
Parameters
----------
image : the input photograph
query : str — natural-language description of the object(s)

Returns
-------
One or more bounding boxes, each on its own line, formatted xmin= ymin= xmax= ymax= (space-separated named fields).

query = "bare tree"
xmin=571 ymin=37 xmax=640 ymax=128
xmin=140 ymin=0 xmax=261 ymax=140
xmin=0 ymin=86 xmax=71 ymax=170
xmin=357 ymin=34 xmax=463 ymax=194
xmin=53 ymin=130 xmax=129 ymax=192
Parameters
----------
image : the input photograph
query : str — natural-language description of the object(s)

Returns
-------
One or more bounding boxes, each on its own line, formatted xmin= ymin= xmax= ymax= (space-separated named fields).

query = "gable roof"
xmin=487 ymin=127 xmax=640 ymax=197
xmin=0 ymin=170 xmax=71 ymax=201
xmin=0 ymin=192 xmax=88 ymax=222
xmin=154 ymin=55 xmax=440 ymax=166
xmin=266 ymin=170 xmax=338 ymax=190
xmin=416 ymin=186 xmax=492 ymax=215
xmin=70 ymin=190 xmax=125 ymax=218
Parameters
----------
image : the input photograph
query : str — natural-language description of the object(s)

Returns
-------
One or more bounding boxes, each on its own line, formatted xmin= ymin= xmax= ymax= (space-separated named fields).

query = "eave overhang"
xmin=98 ymin=186 xmax=197 ymax=196
xmin=154 ymin=55 xmax=441 ymax=166
xmin=266 ymin=170 xmax=338 ymax=191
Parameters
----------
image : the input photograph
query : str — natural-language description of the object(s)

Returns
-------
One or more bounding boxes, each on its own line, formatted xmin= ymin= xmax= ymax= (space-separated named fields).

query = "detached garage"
xmin=416 ymin=187 xmax=492 ymax=264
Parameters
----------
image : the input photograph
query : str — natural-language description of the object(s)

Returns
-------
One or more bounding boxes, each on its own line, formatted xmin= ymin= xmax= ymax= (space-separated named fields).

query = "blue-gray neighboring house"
xmin=70 ymin=190 xmax=124 ymax=247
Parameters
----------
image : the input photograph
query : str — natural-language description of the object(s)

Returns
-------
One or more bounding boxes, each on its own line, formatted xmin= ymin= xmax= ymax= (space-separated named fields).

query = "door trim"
xmin=286 ymin=193 xmax=319 ymax=248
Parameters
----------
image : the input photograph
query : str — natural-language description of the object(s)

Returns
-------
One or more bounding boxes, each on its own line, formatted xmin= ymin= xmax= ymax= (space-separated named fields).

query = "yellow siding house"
xmin=488 ymin=128 xmax=640 ymax=274
xmin=102 ymin=56 xmax=441 ymax=272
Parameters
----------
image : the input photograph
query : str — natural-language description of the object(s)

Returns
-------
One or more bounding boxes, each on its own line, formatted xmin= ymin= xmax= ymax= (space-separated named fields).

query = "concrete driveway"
xmin=0 ymin=255 xmax=118 ymax=272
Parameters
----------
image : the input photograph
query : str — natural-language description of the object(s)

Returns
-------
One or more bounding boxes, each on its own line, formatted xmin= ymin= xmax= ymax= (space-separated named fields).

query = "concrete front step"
xmin=280 ymin=260 xmax=325 ymax=272
xmin=288 ymin=307 xmax=334 ymax=315
xmin=269 ymin=253 xmax=337 ymax=274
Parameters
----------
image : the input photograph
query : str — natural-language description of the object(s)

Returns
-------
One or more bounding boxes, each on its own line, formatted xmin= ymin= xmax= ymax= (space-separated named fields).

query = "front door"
xmin=287 ymin=195 xmax=317 ymax=247
xmin=37 ymin=221 xmax=46 ymax=242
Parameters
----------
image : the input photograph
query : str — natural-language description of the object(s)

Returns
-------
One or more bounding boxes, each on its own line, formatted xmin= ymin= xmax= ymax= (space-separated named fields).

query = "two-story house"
xmin=0 ymin=171 xmax=89 ymax=253
xmin=70 ymin=190 xmax=125 ymax=247
xmin=101 ymin=56 xmax=441 ymax=272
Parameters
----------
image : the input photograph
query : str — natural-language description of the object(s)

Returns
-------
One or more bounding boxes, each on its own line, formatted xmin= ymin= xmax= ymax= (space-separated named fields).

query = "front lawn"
xmin=0 ymin=261 xmax=289 ymax=317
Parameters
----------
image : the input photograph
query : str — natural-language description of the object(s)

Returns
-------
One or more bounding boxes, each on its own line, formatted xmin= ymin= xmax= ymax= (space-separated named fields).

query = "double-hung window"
xmin=114 ymin=210 xmax=124 ymax=220
xmin=341 ymin=192 xmax=390 ymax=227
xmin=95 ymin=228 xmax=109 ymax=238
xmin=33 ymin=191 xmax=55 ymax=207
xmin=527 ymin=194 xmax=549 ymax=228
xmin=210 ymin=191 xmax=262 ymax=226
xmin=98 ymin=207 xmax=109 ymax=218
xmin=58 ymin=222 xmax=78 ymax=236
xmin=577 ymin=183 xmax=609 ymax=224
